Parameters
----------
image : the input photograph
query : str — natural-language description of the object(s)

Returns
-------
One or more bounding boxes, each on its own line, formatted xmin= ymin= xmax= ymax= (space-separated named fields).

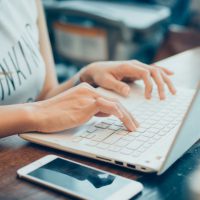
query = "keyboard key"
xmin=143 ymin=143 xmax=152 ymax=148
xmin=145 ymin=120 xmax=157 ymax=125
xmin=121 ymin=126 xmax=128 ymax=131
xmin=104 ymin=134 xmax=122 ymax=144
xmin=136 ymin=127 xmax=146 ymax=133
xmin=147 ymin=138 xmax=157 ymax=144
xmin=148 ymin=128 xmax=160 ymax=134
xmin=86 ymin=133 xmax=95 ymax=139
xmin=137 ymin=136 xmax=149 ymax=142
xmin=95 ymin=122 xmax=109 ymax=129
xmin=162 ymin=127 xmax=171 ymax=133
xmin=72 ymin=137 xmax=82 ymax=143
xmin=159 ymin=120 xmax=170 ymax=126
xmin=158 ymin=131 xmax=167 ymax=136
xmin=86 ymin=141 xmax=99 ymax=146
xmin=120 ymin=148 xmax=133 ymax=155
xmin=123 ymin=135 xmax=136 ymax=141
xmin=140 ymin=123 xmax=151 ymax=129
xmin=92 ymin=129 xmax=113 ymax=142
xmin=153 ymin=135 xmax=162 ymax=140
xmin=132 ymin=151 xmax=140 ymax=157
xmin=101 ymin=119 xmax=115 ymax=125
xmin=114 ymin=121 xmax=123 ymax=126
xmin=137 ymin=146 xmax=147 ymax=153
xmin=166 ymin=123 xmax=177 ymax=129
xmin=108 ymin=125 xmax=121 ymax=131
xmin=116 ymin=130 xmax=128 ymax=135
xmin=143 ymin=131 xmax=155 ymax=138
xmin=108 ymin=146 xmax=121 ymax=152
xmin=150 ymin=116 xmax=161 ymax=121
xmin=152 ymin=124 xmax=164 ymax=129
xmin=137 ymin=116 xmax=147 ymax=123
xmin=87 ymin=126 xmax=97 ymax=133
xmin=97 ymin=143 xmax=109 ymax=149
xmin=115 ymin=139 xmax=129 ymax=147
xmin=173 ymin=120 xmax=181 ymax=125
xmin=129 ymin=131 xmax=140 ymax=137
xmin=127 ymin=140 xmax=143 ymax=150
xmin=156 ymin=112 xmax=166 ymax=118
xmin=80 ymin=131 xmax=91 ymax=138
xmin=164 ymin=116 xmax=173 ymax=122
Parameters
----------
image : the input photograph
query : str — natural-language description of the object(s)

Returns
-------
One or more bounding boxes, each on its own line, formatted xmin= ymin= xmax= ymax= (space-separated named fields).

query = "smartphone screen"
xmin=28 ymin=158 xmax=134 ymax=199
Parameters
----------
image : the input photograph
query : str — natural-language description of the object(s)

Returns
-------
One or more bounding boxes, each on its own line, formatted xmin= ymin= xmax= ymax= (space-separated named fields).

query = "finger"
xmin=96 ymin=97 xmax=136 ymax=131
xmin=117 ymin=103 xmax=139 ymax=129
xmin=95 ymin=97 xmax=123 ymax=118
xmin=140 ymin=70 xmax=154 ymax=99
xmin=152 ymin=64 xmax=174 ymax=75
xmin=151 ymin=68 xmax=166 ymax=100
xmin=101 ymin=74 xmax=131 ymax=96
xmin=104 ymin=96 xmax=139 ymax=128
xmin=115 ymin=103 xmax=137 ymax=131
xmin=119 ymin=63 xmax=153 ymax=99
xmin=161 ymin=71 xmax=176 ymax=95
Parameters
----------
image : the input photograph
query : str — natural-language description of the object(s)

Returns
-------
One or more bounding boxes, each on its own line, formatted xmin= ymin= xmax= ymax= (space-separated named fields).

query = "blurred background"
xmin=42 ymin=0 xmax=200 ymax=82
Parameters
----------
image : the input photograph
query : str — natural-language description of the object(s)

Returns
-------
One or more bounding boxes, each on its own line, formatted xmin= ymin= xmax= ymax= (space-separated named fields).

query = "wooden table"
xmin=0 ymin=48 xmax=200 ymax=200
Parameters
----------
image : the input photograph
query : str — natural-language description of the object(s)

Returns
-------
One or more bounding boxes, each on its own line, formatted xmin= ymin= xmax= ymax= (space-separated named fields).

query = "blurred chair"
xmin=154 ymin=25 xmax=200 ymax=62
xmin=42 ymin=0 xmax=191 ymax=82
xmin=43 ymin=0 xmax=170 ymax=64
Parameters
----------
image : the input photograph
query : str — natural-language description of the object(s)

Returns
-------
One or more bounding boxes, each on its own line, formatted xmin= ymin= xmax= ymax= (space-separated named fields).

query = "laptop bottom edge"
xmin=19 ymin=133 xmax=158 ymax=174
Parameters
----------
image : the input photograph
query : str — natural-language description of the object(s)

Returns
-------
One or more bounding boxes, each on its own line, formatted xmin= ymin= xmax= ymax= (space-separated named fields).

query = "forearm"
xmin=0 ymin=104 xmax=35 ymax=138
xmin=41 ymin=72 xmax=81 ymax=99
xmin=41 ymin=65 xmax=98 ymax=99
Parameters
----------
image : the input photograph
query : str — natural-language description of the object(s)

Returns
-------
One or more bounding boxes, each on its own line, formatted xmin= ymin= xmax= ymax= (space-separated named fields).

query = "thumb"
xmin=103 ymin=75 xmax=130 ymax=96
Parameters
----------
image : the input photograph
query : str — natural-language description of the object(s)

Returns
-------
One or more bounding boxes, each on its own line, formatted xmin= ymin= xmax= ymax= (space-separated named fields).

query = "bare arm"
xmin=0 ymin=1 xmax=136 ymax=138
xmin=0 ymin=104 xmax=34 ymax=138
xmin=0 ymin=0 xmax=175 ymax=138
xmin=0 ymin=0 xmax=74 ymax=138
xmin=36 ymin=0 xmax=80 ymax=100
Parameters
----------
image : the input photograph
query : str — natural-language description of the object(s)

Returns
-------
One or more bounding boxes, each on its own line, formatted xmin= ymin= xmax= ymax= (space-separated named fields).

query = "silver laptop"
xmin=20 ymin=82 xmax=200 ymax=175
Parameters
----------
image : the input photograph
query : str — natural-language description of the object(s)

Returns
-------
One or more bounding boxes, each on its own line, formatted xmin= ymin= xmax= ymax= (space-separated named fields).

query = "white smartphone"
xmin=17 ymin=155 xmax=143 ymax=200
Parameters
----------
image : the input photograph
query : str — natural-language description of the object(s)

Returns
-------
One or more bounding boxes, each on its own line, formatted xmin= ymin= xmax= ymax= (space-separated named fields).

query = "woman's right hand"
xmin=31 ymin=83 xmax=138 ymax=133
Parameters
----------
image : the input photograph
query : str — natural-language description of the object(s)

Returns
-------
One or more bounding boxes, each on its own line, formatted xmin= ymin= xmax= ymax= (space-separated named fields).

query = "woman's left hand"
xmin=80 ymin=60 xmax=176 ymax=100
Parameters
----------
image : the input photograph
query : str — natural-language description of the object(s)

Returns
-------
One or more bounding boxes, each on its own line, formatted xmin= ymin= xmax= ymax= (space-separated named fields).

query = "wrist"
xmin=79 ymin=64 xmax=97 ymax=86
xmin=0 ymin=103 xmax=39 ymax=137
xmin=20 ymin=103 xmax=39 ymax=132
xmin=72 ymin=71 xmax=82 ymax=87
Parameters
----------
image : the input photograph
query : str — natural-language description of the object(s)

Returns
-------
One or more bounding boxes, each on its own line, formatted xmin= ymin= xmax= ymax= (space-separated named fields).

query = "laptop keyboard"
xmin=72 ymin=90 xmax=193 ymax=157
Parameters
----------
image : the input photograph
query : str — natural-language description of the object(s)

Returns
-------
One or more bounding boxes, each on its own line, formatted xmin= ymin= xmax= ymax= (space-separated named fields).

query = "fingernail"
xmin=160 ymin=92 xmax=165 ymax=100
xmin=129 ymin=121 xmax=136 ymax=131
xmin=146 ymin=94 xmax=151 ymax=100
xmin=122 ymin=87 xmax=130 ymax=96
xmin=172 ymin=88 xmax=177 ymax=95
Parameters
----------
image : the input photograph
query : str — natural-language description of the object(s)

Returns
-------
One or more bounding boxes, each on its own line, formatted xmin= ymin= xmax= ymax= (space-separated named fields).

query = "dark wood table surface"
xmin=0 ymin=48 xmax=200 ymax=200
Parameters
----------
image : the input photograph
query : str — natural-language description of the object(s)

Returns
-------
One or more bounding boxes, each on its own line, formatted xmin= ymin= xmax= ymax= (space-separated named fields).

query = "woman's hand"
xmin=32 ymin=83 xmax=138 ymax=133
xmin=80 ymin=60 xmax=176 ymax=100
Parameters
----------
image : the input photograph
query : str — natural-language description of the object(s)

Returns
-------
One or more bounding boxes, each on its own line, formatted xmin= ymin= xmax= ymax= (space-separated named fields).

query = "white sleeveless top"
xmin=0 ymin=0 xmax=46 ymax=105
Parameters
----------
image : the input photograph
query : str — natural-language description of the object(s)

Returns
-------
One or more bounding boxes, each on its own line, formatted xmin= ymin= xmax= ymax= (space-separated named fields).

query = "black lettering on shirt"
xmin=0 ymin=79 xmax=4 ymax=100
xmin=0 ymin=61 xmax=15 ymax=96
xmin=18 ymin=41 xmax=32 ymax=75
xmin=9 ymin=48 xmax=27 ymax=86
xmin=0 ymin=23 xmax=45 ymax=103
